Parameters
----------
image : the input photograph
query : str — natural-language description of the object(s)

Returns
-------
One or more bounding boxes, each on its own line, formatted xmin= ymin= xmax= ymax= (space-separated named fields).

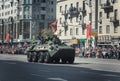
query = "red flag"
xmin=89 ymin=24 xmax=92 ymax=37
xmin=86 ymin=24 xmax=92 ymax=39
xmin=49 ymin=19 xmax=58 ymax=33
xmin=6 ymin=33 xmax=10 ymax=42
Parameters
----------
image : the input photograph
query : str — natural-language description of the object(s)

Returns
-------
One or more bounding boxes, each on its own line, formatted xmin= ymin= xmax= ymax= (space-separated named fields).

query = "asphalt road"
xmin=0 ymin=54 xmax=120 ymax=81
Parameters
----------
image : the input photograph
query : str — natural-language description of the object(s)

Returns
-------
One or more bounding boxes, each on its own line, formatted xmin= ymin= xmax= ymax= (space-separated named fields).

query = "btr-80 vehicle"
xmin=26 ymin=35 xmax=75 ymax=64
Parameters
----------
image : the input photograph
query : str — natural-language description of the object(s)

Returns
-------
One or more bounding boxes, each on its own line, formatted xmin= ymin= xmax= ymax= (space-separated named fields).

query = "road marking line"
xmin=30 ymin=73 xmax=41 ymax=77
xmin=30 ymin=73 xmax=45 ymax=78
xmin=75 ymin=61 xmax=120 ymax=66
xmin=48 ymin=78 xmax=68 ymax=81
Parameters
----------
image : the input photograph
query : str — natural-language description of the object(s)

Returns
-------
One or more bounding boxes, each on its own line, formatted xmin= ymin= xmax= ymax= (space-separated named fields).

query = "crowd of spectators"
xmin=75 ymin=45 xmax=120 ymax=60
xmin=1 ymin=42 xmax=120 ymax=60
xmin=0 ymin=42 xmax=28 ymax=54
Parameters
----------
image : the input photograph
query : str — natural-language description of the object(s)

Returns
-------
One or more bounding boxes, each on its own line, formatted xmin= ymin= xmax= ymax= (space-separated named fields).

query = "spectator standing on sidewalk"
xmin=96 ymin=50 xmax=99 ymax=58
xmin=0 ymin=45 xmax=3 ymax=54
xmin=102 ymin=49 xmax=106 ymax=58
xmin=117 ymin=49 xmax=120 ymax=60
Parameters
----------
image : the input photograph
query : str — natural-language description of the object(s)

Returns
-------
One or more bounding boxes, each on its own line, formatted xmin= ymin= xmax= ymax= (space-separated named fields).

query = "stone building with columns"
xmin=0 ymin=0 xmax=56 ymax=43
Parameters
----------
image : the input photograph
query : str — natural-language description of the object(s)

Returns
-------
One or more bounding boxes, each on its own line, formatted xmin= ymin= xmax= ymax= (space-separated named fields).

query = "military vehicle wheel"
xmin=61 ymin=58 xmax=67 ymax=64
xmin=44 ymin=52 xmax=51 ymax=63
xmin=27 ymin=53 xmax=32 ymax=62
xmin=54 ymin=58 xmax=60 ymax=63
xmin=38 ymin=52 xmax=44 ymax=63
xmin=68 ymin=57 xmax=74 ymax=64
xmin=32 ymin=52 xmax=38 ymax=62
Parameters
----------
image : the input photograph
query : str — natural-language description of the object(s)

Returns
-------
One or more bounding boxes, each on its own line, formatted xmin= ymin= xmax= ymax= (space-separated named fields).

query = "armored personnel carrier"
xmin=26 ymin=35 xmax=75 ymax=64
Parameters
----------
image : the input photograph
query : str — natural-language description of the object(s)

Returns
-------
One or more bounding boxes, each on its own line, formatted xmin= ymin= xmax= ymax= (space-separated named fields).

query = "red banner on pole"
xmin=6 ymin=33 xmax=10 ymax=42
xmin=86 ymin=24 xmax=92 ymax=39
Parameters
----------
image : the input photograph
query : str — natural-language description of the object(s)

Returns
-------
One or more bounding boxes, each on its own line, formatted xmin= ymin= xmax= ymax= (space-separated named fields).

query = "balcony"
xmin=69 ymin=9 xmax=79 ymax=15
xmin=101 ymin=2 xmax=113 ymax=10
xmin=68 ymin=7 xmax=80 ymax=17
xmin=79 ymin=8 xmax=86 ymax=14
xmin=62 ymin=21 xmax=68 ymax=27
xmin=61 ymin=10 xmax=68 ymax=15
xmin=110 ymin=17 xmax=119 ymax=23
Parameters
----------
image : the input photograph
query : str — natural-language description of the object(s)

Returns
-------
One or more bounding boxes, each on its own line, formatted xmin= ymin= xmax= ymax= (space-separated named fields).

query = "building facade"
xmin=57 ymin=0 xmax=97 ymax=48
xmin=0 ymin=0 xmax=56 ymax=43
xmin=97 ymin=0 xmax=120 ymax=47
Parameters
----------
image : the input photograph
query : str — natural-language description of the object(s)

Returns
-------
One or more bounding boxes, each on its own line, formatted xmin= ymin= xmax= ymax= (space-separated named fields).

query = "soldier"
xmin=52 ymin=35 xmax=61 ymax=44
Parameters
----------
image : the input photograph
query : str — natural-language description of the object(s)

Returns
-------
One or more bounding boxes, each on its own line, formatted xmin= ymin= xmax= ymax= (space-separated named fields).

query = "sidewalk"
xmin=75 ymin=57 xmax=120 ymax=65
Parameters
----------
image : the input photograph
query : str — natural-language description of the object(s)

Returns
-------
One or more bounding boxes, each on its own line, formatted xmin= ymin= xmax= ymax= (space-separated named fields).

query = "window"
xmin=112 ymin=0 xmax=118 ymax=3
xmin=11 ymin=2 xmax=13 ymax=7
xmin=76 ymin=28 xmax=79 ymax=35
xmin=70 ymin=3 xmax=73 ymax=7
xmin=89 ymin=13 xmax=92 ymax=22
xmin=2 ymin=5 xmax=4 ymax=9
xmin=41 ymin=14 xmax=45 ymax=20
xmin=65 ymin=5 xmax=67 ymax=11
xmin=76 ymin=2 xmax=79 ymax=8
xmin=28 ymin=15 xmax=30 ymax=19
xmin=114 ymin=27 xmax=118 ymax=33
xmin=106 ymin=12 xmax=110 ymax=19
xmin=24 ymin=0 xmax=27 ymax=4
xmin=51 ymin=8 xmax=53 ymax=12
xmin=106 ymin=25 xmax=110 ymax=34
xmin=89 ymin=0 xmax=92 ymax=6
xmin=60 ymin=18 xmax=62 ymax=24
xmin=60 ymin=6 xmax=62 ymax=13
xmin=33 ymin=0 xmax=36 ymax=3
xmin=28 ymin=0 xmax=31 ymax=4
xmin=114 ymin=9 xmax=118 ymax=18
xmin=41 ymin=0 xmax=46 ymax=3
xmin=41 ymin=7 xmax=46 ymax=10
xmin=79 ymin=15 xmax=82 ymax=20
xmin=11 ymin=10 xmax=13 ymax=14
xmin=24 ymin=15 xmax=26 ymax=19
xmin=37 ymin=15 xmax=39 ymax=19
xmin=99 ymin=12 xmax=102 ymax=18
xmin=2 ymin=12 xmax=4 ymax=16
xmin=70 ymin=28 xmax=73 ymax=35
xmin=51 ymin=1 xmax=53 ymax=5
xmin=82 ymin=28 xmax=85 ymax=35
xmin=99 ymin=26 xmax=102 ymax=34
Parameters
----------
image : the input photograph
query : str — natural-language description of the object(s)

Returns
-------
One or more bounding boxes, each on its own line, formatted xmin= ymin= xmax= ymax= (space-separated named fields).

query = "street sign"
xmin=70 ymin=39 xmax=79 ymax=44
